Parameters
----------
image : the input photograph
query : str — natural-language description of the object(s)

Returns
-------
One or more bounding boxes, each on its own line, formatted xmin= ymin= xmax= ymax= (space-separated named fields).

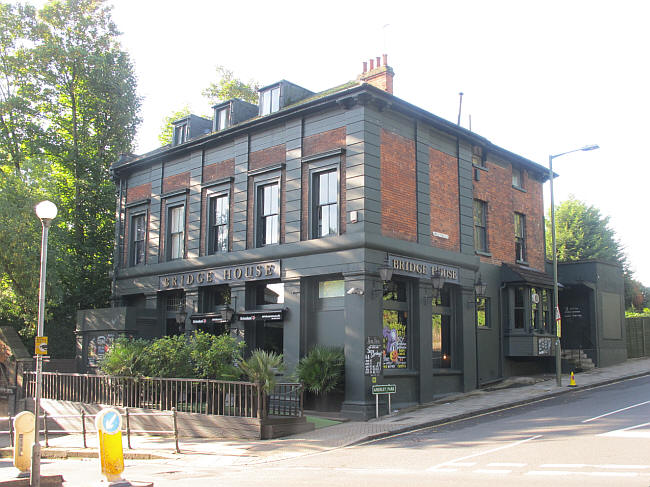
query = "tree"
xmin=0 ymin=0 xmax=140 ymax=356
xmin=546 ymin=197 xmax=626 ymax=265
xmin=202 ymin=65 xmax=259 ymax=105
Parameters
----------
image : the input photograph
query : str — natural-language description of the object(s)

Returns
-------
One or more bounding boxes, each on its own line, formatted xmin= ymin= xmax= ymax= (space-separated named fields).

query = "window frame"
xmin=471 ymin=146 xmax=486 ymax=168
xmin=215 ymin=106 xmax=230 ymax=131
xmin=473 ymin=199 xmax=488 ymax=253
xmin=207 ymin=191 xmax=230 ymax=254
xmin=129 ymin=211 xmax=147 ymax=266
xmin=256 ymin=180 xmax=280 ymax=247
xmin=512 ymin=166 xmax=524 ymax=189
xmin=167 ymin=203 xmax=185 ymax=261
xmin=312 ymin=168 xmax=339 ymax=238
xmin=260 ymin=86 xmax=280 ymax=115
xmin=476 ymin=296 xmax=490 ymax=328
xmin=173 ymin=123 xmax=188 ymax=146
xmin=514 ymin=212 xmax=526 ymax=263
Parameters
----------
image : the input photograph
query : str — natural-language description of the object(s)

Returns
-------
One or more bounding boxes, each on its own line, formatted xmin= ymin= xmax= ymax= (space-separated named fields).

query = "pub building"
xmin=76 ymin=55 xmax=626 ymax=419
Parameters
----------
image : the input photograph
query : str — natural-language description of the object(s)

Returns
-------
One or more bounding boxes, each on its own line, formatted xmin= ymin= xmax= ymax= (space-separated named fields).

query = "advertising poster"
xmin=382 ymin=310 xmax=407 ymax=369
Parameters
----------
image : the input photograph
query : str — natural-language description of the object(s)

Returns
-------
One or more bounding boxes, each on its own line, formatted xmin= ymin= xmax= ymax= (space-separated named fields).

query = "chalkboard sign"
xmin=364 ymin=336 xmax=382 ymax=376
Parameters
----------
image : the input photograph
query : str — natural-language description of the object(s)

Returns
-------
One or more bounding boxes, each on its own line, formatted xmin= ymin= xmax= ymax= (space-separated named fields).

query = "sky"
xmin=72 ymin=0 xmax=650 ymax=284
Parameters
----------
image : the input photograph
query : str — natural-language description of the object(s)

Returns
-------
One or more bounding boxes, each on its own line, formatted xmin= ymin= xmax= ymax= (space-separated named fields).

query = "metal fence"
xmin=23 ymin=372 xmax=303 ymax=419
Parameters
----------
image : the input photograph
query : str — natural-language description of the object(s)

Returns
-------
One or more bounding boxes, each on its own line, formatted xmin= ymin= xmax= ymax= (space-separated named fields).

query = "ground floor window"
xmin=508 ymin=286 xmax=552 ymax=332
xmin=476 ymin=297 xmax=489 ymax=328
xmin=433 ymin=286 xmax=453 ymax=368
xmin=162 ymin=290 xmax=184 ymax=336
xmin=383 ymin=280 xmax=409 ymax=369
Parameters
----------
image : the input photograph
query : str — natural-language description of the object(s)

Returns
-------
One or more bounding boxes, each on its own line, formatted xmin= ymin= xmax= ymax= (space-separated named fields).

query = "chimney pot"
xmin=383 ymin=53 xmax=388 ymax=66
xmin=369 ymin=59 xmax=374 ymax=70
xmin=376 ymin=56 xmax=381 ymax=67
xmin=362 ymin=61 xmax=367 ymax=73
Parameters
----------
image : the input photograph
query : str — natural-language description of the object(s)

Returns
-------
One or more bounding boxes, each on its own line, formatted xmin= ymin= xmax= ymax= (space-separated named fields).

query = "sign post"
xmin=371 ymin=384 xmax=396 ymax=419
xmin=95 ymin=408 xmax=125 ymax=483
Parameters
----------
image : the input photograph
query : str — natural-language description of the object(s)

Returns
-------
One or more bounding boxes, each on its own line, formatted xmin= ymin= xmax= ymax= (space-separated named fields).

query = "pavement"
xmin=2 ymin=357 xmax=650 ymax=470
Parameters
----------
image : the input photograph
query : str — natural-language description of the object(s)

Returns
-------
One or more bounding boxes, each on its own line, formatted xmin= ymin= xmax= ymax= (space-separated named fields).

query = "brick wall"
xmin=301 ymin=128 xmax=347 ymax=239
xmin=123 ymin=183 xmax=152 ymax=266
xmin=381 ymin=129 xmax=417 ymax=242
xmin=162 ymin=171 xmax=190 ymax=194
xmin=429 ymin=148 xmax=460 ymax=251
xmin=203 ymin=158 xmax=235 ymax=184
xmin=473 ymin=161 xmax=545 ymax=271
xmin=249 ymin=144 xmax=285 ymax=171
xmin=125 ymin=183 xmax=151 ymax=204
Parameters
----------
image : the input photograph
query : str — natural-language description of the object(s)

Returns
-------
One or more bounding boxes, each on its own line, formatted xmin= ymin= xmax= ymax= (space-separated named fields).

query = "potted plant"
xmin=238 ymin=349 xmax=284 ymax=418
xmin=295 ymin=345 xmax=345 ymax=412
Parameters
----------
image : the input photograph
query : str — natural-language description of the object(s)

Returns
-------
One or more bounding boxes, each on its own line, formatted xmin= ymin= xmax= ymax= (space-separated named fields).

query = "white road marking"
xmin=528 ymin=470 xmax=638 ymax=477
xmin=541 ymin=463 xmax=650 ymax=469
xmin=582 ymin=400 xmax=650 ymax=423
xmin=474 ymin=469 xmax=512 ymax=474
xmin=448 ymin=462 xmax=476 ymax=467
xmin=487 ymin=462 xmax=527 ymax=467
xmin=598 ymin=422 xmax=650 ymax=438
xmin=426 ymin=435 xmax=542 ymax=471
xmin=540 ymin=464 xmax=586 ymax=468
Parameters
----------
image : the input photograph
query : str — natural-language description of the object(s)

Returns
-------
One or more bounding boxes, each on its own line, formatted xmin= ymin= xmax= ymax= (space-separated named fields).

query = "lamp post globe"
xmin=35 ymin=200 xmax=58 ymax=222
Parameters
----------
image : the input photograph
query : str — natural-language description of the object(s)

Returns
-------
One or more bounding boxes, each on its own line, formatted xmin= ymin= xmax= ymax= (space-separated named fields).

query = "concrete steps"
xmin=562 ymin=349 xmax=596 ymax=371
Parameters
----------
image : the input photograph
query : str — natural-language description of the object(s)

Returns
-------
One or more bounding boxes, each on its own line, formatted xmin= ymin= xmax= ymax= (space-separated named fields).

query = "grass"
xmin=305 ymin=415 xmax=342 ymax=429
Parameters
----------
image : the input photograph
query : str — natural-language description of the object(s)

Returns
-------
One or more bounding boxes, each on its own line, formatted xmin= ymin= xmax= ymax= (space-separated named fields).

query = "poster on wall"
xmin=87 ymin=334 xmax=116 ymax=368
xmin=382 ymin=311 xmax=407 ymax=369
xmin=364 ymin=336 xmax=383 ymax=376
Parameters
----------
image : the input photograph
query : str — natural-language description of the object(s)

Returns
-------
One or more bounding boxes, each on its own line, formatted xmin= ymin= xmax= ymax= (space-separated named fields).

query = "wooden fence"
xmin=626 ymin=317 xmax=650 ymax=358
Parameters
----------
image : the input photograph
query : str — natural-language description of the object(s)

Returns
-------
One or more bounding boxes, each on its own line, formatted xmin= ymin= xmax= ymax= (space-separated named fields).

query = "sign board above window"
xmin=388 ymin=254 xmax=460 ymax=284
xmin=159 ymin=260 xmax=281 ymax=290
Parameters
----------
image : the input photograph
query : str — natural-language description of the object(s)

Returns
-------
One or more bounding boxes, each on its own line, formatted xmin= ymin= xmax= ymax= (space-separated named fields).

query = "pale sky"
xmin=71 ymin=0 xmax=650 ymax=284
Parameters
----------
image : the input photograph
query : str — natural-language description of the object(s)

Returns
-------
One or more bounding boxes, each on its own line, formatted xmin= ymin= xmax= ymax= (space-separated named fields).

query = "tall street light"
xmin=31 ymin=200 xmax=57 ymax=487
xmin=549 ymin=145 xmax=599 ymax=387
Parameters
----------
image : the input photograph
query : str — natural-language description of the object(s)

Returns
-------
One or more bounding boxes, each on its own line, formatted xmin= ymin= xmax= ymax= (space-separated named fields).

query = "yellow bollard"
xmin=13 ymin=411 xmax=35 ymax=477
xmin=568 ymin=371 xmax=577 ymax=387
xmin=95 ymin=408 xmax=125 ymax=483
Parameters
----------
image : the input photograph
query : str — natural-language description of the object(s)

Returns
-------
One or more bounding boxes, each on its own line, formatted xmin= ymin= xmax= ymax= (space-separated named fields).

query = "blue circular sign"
xmin=102 ymin=410 xmax=121 ymax=434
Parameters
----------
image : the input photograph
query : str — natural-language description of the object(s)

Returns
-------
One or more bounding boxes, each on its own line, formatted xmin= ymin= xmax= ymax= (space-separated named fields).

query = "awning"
xmin=236 ymin=309 xmax=285 ymax=322
xmin=501 ymin=263 xmax=554 ymax=288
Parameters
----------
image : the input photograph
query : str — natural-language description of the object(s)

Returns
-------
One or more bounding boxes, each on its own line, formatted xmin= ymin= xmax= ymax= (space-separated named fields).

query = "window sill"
xmin=473 ymin=164 xmax=488 ymax=172
xmin=475 ymin=250 xmax=492 ymax=257
xmin=432 ymin=368 xmax=462 ymax=376
xmin=515 ymin=259 xmax=529 ymax=266
xmin=382 ymin=368 xmax=419 ymax=377
xmin=477 ymin=326 xmax=492 ymax=330
xmin=512 ymin=185 xmax=527 ymax=193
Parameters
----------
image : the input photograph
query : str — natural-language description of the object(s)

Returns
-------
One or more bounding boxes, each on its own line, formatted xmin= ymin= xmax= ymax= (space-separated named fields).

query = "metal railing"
xmin=23 ymin=372 xmax=303 ymax=419
xmin=1 ymin=408 xmax=180 ymax=453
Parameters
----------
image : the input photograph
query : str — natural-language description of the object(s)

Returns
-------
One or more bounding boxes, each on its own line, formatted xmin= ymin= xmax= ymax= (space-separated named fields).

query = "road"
xmin=10 ymin=375 xmax=650 ymax=486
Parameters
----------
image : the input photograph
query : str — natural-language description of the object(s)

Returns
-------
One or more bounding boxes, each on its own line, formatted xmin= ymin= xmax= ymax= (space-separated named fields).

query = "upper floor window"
xmin=168 ymin=205 xmax=185 ymax=260
xmin=173 ymin=123 xmax=188 ymax=146
xmin=472 ymin=146 xmax=485 ymax=168
xmin=514 ymin=212 xmax=526 ymax=262
xmin=257 ymin=182 xmax=279 ymax=246
xmin=512 ymin=166 xmax=523 ymax=188
xmin=313 ymin=169 xmax=338 ymax=237
xmin=208 ymin=194 xmax=229 ymax=254
xmin=130 ymin=213 xmax=146 ymax=266
xmin=260 ymin=86 xmax=280 ymax=115
xmin=473 ymin=199 xmax=487 ymax=253
xmin=215 ymin=107 xmax=230 ymax=131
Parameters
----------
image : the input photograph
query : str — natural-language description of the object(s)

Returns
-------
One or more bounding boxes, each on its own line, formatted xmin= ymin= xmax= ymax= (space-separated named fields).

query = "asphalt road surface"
xmin=9 ymin=375 xmax=650 ymax=486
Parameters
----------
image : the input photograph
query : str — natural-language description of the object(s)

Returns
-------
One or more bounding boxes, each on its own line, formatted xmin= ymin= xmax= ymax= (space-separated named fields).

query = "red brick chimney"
xmin=357 ymin=53 xmax=394 ymax=94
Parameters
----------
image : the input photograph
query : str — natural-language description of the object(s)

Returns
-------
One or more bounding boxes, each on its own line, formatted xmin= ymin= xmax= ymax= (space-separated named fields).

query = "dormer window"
xmin=215 ymin=106 xmax=230 ymax=131
xmin=173 ymin=123 xmax=188 ymax=146
xmin=260 ymin=86 xmax=280 ymax=115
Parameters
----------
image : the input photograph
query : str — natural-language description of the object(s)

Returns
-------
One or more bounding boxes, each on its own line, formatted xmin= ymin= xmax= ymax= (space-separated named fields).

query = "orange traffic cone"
xmin=568 ymin=371 xmax=577 ymax=387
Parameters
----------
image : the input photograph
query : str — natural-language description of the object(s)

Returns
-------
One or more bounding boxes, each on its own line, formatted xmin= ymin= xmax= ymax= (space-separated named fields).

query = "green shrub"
xmin=238 ymin=349 xmax=284 ymax=394
xmin=143 ymin=334 xmax=193 ymax=378
xmin=295 ymin=345 xmax=344 ymax=395
xmin=190 ymin=331 xmax=244 ymax=380
xmin=99 ymin=337 xmax=149 ymax=377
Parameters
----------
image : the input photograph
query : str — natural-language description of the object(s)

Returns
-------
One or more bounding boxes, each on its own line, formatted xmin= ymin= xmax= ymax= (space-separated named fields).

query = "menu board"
xmin=364 ymin=336 xmax=383 ymax=376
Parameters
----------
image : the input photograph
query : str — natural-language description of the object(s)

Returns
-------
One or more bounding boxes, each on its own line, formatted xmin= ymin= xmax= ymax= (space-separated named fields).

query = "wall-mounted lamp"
xmin=475 ymin=275 xmax=488 ymax=297
xmin=372 ymin=259 xmax=394 ymax=296
xmin=175 ymin=305 xmax=188 ymax=330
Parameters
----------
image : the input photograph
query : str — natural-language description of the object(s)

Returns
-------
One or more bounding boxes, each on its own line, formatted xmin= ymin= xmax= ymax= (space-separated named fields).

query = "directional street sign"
xmin=35 ymin=336 xmax=48 ymax=355
xmin=372 ymin=384 xmax=396 ymax=394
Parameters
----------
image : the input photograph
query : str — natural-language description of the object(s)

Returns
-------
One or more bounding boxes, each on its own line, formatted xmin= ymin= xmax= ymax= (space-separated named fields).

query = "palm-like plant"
xmin=238 ymin=349 xmax=284 ymax=394
xmin=295 ymin=345 xmax=344 ymax=395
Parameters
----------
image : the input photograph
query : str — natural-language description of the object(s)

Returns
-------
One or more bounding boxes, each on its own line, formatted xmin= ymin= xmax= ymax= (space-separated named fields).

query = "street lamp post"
xmin=549 ymin=145 xmax=598 ymax=387
xmin=31 ymin=200 xmax=57 ymax=487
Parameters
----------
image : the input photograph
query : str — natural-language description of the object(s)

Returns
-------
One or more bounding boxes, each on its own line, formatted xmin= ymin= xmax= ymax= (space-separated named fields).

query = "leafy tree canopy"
xmin=0 ymin=0 xmax=140 ymax=354
xmin=202 ymin=65 xmax=259 ymax=105
xmin=157 ymin=105 xmax=190 ymax=146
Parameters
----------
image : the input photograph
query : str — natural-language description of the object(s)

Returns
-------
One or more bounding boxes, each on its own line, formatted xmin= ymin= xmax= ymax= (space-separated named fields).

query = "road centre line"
xmin=474 ymin=469 xmax=512 ymax=474
xmin=541 ymin=463 xmax=650 ymax=469
xmin=427 ymin=435 xmax=542 ymax=471
xmin=582 ymin=400 xmax=650 ymax=423
xmin=487 ymin=462 xmax=527 ymax=467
